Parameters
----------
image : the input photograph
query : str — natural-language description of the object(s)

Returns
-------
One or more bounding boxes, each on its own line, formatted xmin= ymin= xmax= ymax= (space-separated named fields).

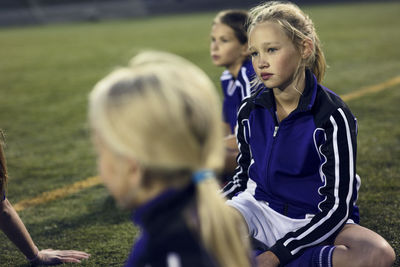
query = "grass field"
xmin=0 ymin=1 xmax=399 ymax=266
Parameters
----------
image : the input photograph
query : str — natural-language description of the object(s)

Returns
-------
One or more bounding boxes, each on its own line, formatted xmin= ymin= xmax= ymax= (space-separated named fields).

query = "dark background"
xmin=0 ymin=0 xmax=396 ymax=27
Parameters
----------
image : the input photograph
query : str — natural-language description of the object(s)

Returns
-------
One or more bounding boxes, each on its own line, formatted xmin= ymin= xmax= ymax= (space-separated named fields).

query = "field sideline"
xmin=0 ymin=1 xmax=399 ymax=266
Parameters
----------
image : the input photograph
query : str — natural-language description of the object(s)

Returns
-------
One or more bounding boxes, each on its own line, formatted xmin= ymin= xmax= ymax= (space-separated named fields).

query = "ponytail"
xmin=196 ymin=177 xmax=251 ymax=267
xmin=311 ymin=36 xmax=326 ymax=83
xmin=90 ymin=51 xmax=252 ymax=266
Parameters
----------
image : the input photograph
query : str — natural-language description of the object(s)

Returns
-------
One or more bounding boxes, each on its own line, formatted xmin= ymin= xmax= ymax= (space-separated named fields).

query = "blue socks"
xmin=284 ymin=245 xmax=336 ymax=267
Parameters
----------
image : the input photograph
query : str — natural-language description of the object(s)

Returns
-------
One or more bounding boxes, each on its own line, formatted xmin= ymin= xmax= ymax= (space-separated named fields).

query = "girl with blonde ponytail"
xmin=89 ymin=51 xmax=252 ymax=267
xmin=221 ymin=1 xmax=395 ymax=267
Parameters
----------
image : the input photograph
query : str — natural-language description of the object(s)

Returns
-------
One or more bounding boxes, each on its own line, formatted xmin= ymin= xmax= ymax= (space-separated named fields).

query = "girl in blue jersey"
xmin=222 ymin=1 xmax=395 ymax=267
xmin=210 ymin=10 xmax=256 ymax=180
xmin=0 ymin=132 xmax=90 ymax=265
xmin=210 ymin=9 xmax=255 ymax=136
xmin=89 ymin=51 xmax=253 ymax=267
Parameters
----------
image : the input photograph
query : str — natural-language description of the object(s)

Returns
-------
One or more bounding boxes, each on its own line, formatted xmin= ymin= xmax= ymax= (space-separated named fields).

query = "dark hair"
xmin=214 ymin=10 xmax=249 ymax=44
xmin=0 ymin=130 xmax=7 ymax=196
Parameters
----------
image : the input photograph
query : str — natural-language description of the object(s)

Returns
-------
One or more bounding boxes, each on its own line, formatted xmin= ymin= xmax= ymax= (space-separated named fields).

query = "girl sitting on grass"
xmin=221 ymin=1 xmax=396 ymax=266
xmin=210 ymin=9 xmax=255 ymax=136
xmin=210 ymin=9 xmax=256 ymax=183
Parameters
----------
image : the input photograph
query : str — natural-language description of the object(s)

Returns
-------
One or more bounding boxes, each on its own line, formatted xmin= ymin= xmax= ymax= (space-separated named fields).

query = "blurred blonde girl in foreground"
xmin=0 ymin=132 xmax=90 ymax=265
xmin=89 ymin=51 xmax=252 ymax=267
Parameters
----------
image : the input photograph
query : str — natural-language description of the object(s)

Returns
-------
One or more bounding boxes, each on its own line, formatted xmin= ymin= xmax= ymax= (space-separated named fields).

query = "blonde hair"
xmin=0 ymin=130 xmax=8 ymax=197
xmin=89 ymin=51 xmax=251 ymax=267
xmin=248 ymin=1 xmax=326 ymax=83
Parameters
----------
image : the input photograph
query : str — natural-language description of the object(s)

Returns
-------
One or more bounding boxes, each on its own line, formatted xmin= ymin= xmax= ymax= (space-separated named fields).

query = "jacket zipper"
xmin=273 ymin=126 xmax=279 ymax=137
xmin=266 ymin=113 xmax=280 ymax=197
xmin=269 ymin=120 xmax=290 ymax=215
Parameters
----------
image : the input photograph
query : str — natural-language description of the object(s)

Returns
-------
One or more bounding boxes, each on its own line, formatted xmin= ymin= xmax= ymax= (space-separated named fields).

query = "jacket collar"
xmin=253 ymin=69 xmax=318 ymax=112
xmin=132 ymin=182 xmax=195 ymax=229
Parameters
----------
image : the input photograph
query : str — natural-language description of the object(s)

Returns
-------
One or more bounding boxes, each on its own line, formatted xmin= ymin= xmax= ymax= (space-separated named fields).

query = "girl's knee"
xmin=336 ymin=224 xmax=395 ymax=267
xmin=377 ymin=241 xmax=396 ymax=267
xmin=363 ymin=239 xmax=396 ymax=267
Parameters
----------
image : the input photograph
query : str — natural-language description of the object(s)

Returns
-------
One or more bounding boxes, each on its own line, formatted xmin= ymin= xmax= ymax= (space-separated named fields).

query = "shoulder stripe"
xmin=241 ymin=67 xmax=252 ymax=97
xmin=220 ymin=71 xmax=232 ymax=81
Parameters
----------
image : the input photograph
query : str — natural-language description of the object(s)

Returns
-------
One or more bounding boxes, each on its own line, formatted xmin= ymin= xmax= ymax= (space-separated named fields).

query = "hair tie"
xmin=192 ymin=169 xmax=214 ymax=184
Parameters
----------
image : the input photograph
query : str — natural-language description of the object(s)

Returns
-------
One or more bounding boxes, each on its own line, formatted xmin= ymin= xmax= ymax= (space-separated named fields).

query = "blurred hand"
xmin=256 ymin=251 xmax=280 ymax=267
xmin=31 ymin=249 xmax=90 ymax=265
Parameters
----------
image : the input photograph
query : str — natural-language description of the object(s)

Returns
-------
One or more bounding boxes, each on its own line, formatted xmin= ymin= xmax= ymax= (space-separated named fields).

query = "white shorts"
xmin=227 ymin=191 xmax=354 ymax=248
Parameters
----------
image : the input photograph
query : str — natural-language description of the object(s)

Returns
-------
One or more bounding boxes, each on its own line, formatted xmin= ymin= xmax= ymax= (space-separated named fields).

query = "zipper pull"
xmin=273 ymin=126 xmax=279 ymax=137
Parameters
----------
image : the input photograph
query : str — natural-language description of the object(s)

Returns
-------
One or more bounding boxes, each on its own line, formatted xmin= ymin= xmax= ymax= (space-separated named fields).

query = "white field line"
xmin=14 ymin=176 xmax=101 ymax=212
xmin=341 ymin=75 xmax=400 ymax=102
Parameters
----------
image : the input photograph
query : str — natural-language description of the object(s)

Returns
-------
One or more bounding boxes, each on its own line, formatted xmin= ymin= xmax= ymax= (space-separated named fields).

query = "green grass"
xmin=0 ymin=1 xmax=399 ymax=266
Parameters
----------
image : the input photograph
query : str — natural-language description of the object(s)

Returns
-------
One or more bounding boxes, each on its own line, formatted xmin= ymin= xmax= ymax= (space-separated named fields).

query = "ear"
xmin=126 ymin=158 xmax=142 ymax=188
xmin=301 ymin=38 xmax=314 ymax=59
xmin=119 ymin=157 xmax=143 ymax=208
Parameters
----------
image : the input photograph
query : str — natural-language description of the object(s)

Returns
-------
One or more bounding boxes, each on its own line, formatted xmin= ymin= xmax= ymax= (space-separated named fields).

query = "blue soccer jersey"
xmin=221 ymin=59 xmax=255 ymax=134
xmin=125 ymin=183 xmax=219 ymax=267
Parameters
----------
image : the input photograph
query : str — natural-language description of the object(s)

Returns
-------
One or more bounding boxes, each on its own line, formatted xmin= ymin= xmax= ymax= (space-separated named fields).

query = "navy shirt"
xmin=221 ymin=59 xmax=255 ymax=134
xmin=222 ymin=70 xmax=360 ymax=265
xmin=125 ymin=183 xmax=218 ymax=267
